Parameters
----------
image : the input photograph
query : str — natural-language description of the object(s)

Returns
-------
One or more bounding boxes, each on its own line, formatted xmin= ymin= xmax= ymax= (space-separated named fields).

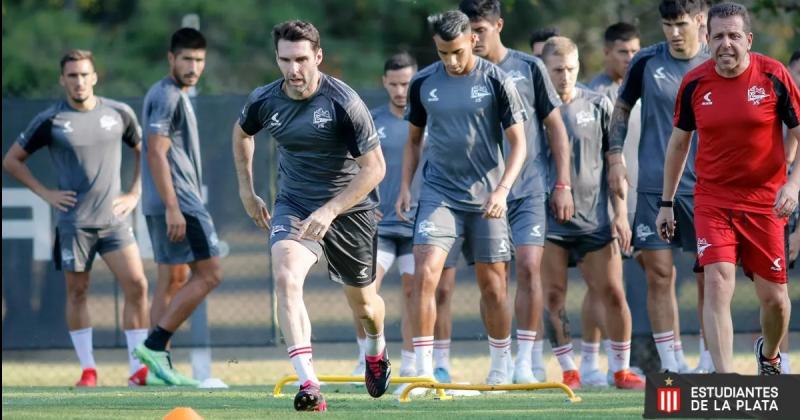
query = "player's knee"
xmin=603 ymin=286 xmax=626 ymax=311
xmin=435 ymin=282 xmax=454 ymax=304
xmin=760 ymin=290 xmax=790 ymax=315
xmin=67 ymin=280 xmax=90 ymax=302
xmin=545 ymin=288 xmax=565 ymax=312
xmin=480 ymin=285 xmax=506 ymax=307
xmin=198 ymin=266 xmax=222 ymax=291
xmin=124 ymin=275 xmax=148 ymax=302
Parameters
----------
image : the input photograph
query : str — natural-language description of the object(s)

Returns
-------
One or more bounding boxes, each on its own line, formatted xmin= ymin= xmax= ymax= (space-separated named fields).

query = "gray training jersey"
xmin=497 ymin=49 xmax=561 ymax=199
xmin=239 ymin=73 xmax=380 ymax=214
xmin=372 ymin=104 xmax=417 ymax=237
xmin=618 ymin=42 xmax=709 ymax=195
xmin=141 ymin=77 xmax=206 ymax=215
xmin=16 ymin=98 xmax=141 ymax=227
xmin=547 ymin=87 xmax=613 ymax=235
xmin=406 ymin=58 xmax=527 ymax=212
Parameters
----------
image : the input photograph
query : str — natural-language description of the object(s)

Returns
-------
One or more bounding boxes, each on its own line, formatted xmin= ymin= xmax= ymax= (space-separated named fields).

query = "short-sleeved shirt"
xmin=547 ymin=87 xmax=613 ymax=235
xmin=371 ymin=104 xmax=418 ymax=237
xmin=238 ymin=73 xmax=380 ymax=214
xmin=497 ymin=49 xmax=561 ymax=199
xmin=673 ymin=53 xmax=800 ymax=213
xmin=617 ymin=42 xmax=710 ymax=194
xmin=141 ymin=77 xmax=205 ymax=215
xmin=16 ymin=97 xmax=141 ymax=227
xmin=406 ymin=58 xmax=527 ymax=212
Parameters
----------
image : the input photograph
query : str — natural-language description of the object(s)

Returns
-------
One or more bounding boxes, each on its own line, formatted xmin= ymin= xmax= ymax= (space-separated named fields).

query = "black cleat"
xmin=754 ymin=336 xmax=781 ymax=375
xmin=365 ymin=349 xmax=392 ymax=398
xmin=294 ymin=380 xmax=327 ymax=411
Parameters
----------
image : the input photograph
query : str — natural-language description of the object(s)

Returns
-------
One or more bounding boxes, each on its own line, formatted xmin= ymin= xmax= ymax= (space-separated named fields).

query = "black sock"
xmin=144 ymin=326 xmax=173 ymax=351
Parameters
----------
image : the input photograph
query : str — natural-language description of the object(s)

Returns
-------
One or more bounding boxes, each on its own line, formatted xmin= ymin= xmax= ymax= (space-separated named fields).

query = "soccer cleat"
xmin=677 ymin=361 xmax=691 ymax=373
xmin=433 ymin=367 xmax=452 ymax=384
xmin=613 ymin=369 xmax=646 ymax=390
xmin=133 ymin=343 xmax=180 ymax=385
xmin=128 ymin=366 xmax=167 ymax=387
xmin=294 ymin=380 xmax=327 ymax=411
xmin=171 ymin=370 xmax=200 ymax=387
xmin=512 ymin=362 xmax=539 ymax=384
xmin=365 ymin=349 xmax=391 ymax=398
xmin=607 ymin=366 xmax=645 ymax=385
xmin=76 ymin=368 xmax=97 ymax=387
xmin=579 ymin=369 xmax=608 ymax=387
xmin=562 ymin=370 xmax=581 ymax=390
xmin=532 ymin=365 xmax=547 ymax=382
xmin=754 ymin=336 xmax=782 ymax=376
xmin=485 ymin=368 xmax=510 ymax=394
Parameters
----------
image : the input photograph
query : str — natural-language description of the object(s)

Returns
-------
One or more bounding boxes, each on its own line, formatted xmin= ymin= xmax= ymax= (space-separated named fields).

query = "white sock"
xmin=400 ymin=349 xmax=416 ymax=376
xmin=488 ymin=336 xmax=512 ymax=374
xmin=580 ymin=341 xmax=600 ymax=372
xmin=674 ymin=340 xmax=687 ymax=368
xmin=516 ymin=330 xmax=536 ymax=366
xmin=69 ymin=327 xmax=96 ymax=370
xmin=365 ymin=331 xmax=385 ymax=357
xmin=413 ymin=336 xmax=434 ymax=377
xmin=532 ymin=339 xmax=546 ymax=370
xmin=699 ymin=350 xmax=715 ymax=371
xmin=124 ymin=328 xmax=148 ymax=375
xmin=433 ymin=339 xmax=450 ymax=370
xmin=357 ymin=337 xmax=367 ymax=361
xmin=780 ymin=352 xmax=790 ymax=374
xmin=288 ymin=344 xmax=318 ymax=384
xmin=653 ymin=331 xmax=678 ymax=372
xmin=609 ymin=340 xmax=631 ymax=373
xmin=552 ymin=343 xmax=577 ymax=372
xmin=699 ymin=330 xmax=706 ymax=354
xmin=603 ymin=339 xmax=612 ymax=361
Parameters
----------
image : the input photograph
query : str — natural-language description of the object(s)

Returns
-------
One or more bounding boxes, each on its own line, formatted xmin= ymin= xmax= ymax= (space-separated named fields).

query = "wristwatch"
xmin=658 ymin=199 xmax=674 ymax=208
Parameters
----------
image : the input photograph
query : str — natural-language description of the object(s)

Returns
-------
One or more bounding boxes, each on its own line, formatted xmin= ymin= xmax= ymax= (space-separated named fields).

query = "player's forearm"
xmin=2 ymin=157 xmax=51 ymax=198
xmin=610 ymin=193 xmax=627 ymax=219
xmin=401 ymin=128 xmax=423 ymax=191
xmin=500 ymin=123 xmax=527 ymax=188
xmin=543 ymin=109 xmax=571 ymax=184
xmin=606 ymin=99 xmax=632 ymax=158
xmin=146 ymin=148 xmax=180 ymax=210
xmin=784 ymin=131 xmax=797 ymax=166
xmin=232 ymin=128 xmax=257 ymax=196
xmin=127 ymin=145 xmax=142 ymax=197
xmin=661 ymin=129 xmax=692 ymax=201
xmin=322 ymin=149 xmax=386 ymax=216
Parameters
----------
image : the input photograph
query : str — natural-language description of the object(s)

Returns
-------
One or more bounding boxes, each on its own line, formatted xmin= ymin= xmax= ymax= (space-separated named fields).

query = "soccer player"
xmin=459 ymin=0 xmax=573 ymax=385
xmin=529 ymin=27 xmax=559 ymax=57
xmin=133 ymin=28 xmax=222 ymax=386
xmin=539 ymin=37 xmax=645 ymax=390
xmin=2 ymin=50 xmax=152 ymax=387
xmin=397 ymin=10 xmax=527 ymax=386
xmin=233 ymin=20 xmax=391 ymax=411
xmin=606 ymin=0 xmax=710 ymax=373
xmin=658 ymin=2 xmax=799 ymax=374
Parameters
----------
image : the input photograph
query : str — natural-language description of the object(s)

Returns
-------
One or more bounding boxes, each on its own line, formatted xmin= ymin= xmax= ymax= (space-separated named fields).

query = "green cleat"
xmin=133 ymin=344 xmax=180 ymax=385
xmin=172 ymin=370 xmax=200 ymax=387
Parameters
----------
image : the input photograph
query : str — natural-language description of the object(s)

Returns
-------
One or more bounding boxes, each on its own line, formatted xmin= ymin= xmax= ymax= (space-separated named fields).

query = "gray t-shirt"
xmin=141 ymin=77 xmax=206 ymax=215
xmin=406 ymin=58 xmax=527 ymax=212
xmin=239 ymin=73 xmax=380 ymax=214
xmin=16 ymin=98 xmax=141 ymax=227
xmin=547 ymin=87 xmax=613 ymax=235
xmin=618 ymin=42 xmax=709 ymax=195
xmin=497 ymin=49 xmax=561 ymax=199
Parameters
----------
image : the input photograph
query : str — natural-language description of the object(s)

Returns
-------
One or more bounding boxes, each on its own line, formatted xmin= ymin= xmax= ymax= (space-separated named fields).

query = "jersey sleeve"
xmin=618 ymin=50 xmax=652 ymax=107
xmin=16 ymin=111 xmax=54 ymax=154
xmin=673 ymin=77 xmax=700 ymax=132
xmin=530 ymin=58 xmax=562 ymax=120
xmin=335 ymin=97 xmax=379 ymax=158
xmin=772 ymin=66 xmax=800 ymax=129
xmin=405 ymin=76 xmax=427 ymax=128
xmin=238 ymin=87 xmax=268 ymax=136
xmin=114 ymin=102 xmax=142 ymax=148
xmin=599 ymin=95 xmax=614 ymax=152
xmin=144 ymin=89 xmax=179 ymax=138
xmin=490 ymin=74 xmax=528 ymax=129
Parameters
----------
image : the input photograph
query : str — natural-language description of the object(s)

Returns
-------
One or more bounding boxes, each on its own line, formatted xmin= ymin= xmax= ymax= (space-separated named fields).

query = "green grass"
xmin=2 ymin=385 xmax=644 ymax=419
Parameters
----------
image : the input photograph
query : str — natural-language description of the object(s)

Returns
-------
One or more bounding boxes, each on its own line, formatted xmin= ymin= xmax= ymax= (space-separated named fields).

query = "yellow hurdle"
xmin=272 ymin=375 xmax=451 ymax=400
xmin=398 ymin=381 xmax=582 ymax=403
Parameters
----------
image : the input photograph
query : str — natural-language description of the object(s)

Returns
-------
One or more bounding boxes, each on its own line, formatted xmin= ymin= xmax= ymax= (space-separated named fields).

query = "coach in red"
xmin=656 ymin=1 xmax=800 ymax=375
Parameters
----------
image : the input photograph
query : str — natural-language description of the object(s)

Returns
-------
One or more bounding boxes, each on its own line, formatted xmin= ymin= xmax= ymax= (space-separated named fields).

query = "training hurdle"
xmin=272 ymin=375 xmax=451 ymax=400
xmin=398 ymin=381 xmax=582 ymax=403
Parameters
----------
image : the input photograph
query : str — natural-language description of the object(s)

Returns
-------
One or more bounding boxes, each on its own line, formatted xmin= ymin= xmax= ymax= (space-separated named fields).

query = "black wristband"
xmin=658 ymin=199 xmax=674 ymax=208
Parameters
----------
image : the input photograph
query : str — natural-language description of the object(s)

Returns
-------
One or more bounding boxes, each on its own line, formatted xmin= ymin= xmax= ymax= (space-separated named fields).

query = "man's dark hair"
xmin=707 ymin=2 xmax=751 ymax=34
xmin=604 ymin=22 xmax=640 ymax=45
xmin=659 ymin=0 xmax=705 ymax=20
xmin=170 ymin=28 xmax=206 ymax=53
xmin=60 ymin=49 xmax=95 ymax=73
xmin=790 ymin=49 xmax=800 ymax=66
xmin=384 ymin=53 xmax=417 ymax=74
xmin=458 ymin=0 xmax=501 ymax=22
xmin=529 ymin=27 xmax=559 ymax=48
xmin=272 ymin=20 xmax=321 ymax=52
xmin=428 ymin=10 xmax=471 ymax=41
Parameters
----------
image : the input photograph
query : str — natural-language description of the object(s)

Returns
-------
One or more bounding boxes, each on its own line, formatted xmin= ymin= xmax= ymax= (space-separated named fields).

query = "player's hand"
xmin=43 ymin=189 xmax=77 ymax=212
xmin=112 ymin=192 xmax=139 ymax=218
xmin=612 ymin=214 xmax=632 ymax=254
xmin=165 ymin=206 xmax=186 ymax=242
xmin=773 ymin=181 xmax=799 ymax=218
xmin=375 ymin=208 xmax=384 ymax=222
xmin=550 ymin=188 xmax=574 ymax=223
xmin=299 ymin=206 xmax=336 ymax=240
xmin=607 ymin=159 xmax=630 ymax=200
xmin=789 ymin=228 xmax=800 ymax=263
xmin=395 ymin=187 xmax=412 ymax=222
xmin=655 ymin=207 xmax=675 ymax=242
xmin=482 ymin=188 xmax=508 ymax=219
xmin=240 ymin=192 xmax=271 ymax=231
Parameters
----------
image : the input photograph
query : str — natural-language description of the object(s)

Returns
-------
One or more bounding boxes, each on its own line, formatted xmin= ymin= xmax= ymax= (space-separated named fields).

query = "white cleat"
xmin=580 ymin=369 xmax=609 ymax=387
xmin=351 ymin=360 xmax=366 ymax=385
xmin=513 ymin=362 xmax=539 ymax=384
xmin=485 ymin=368 xmax=511 ymax=394
xmin=532 ymin=365 xmax=547 ymax=382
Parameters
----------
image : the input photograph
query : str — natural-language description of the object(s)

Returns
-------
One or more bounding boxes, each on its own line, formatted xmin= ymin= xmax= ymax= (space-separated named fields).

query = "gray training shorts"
xmin=146 ymin=209 xmax=220 ymax=265
xmin=54 ymin=222 xmax=137 ymax=272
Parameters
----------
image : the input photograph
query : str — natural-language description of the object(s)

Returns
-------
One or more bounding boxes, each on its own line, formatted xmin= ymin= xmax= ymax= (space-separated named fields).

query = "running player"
xmin=2 ymin=50 xmax=153 ymax=387
xmin=539 ymin=37 xmax=645 ymax=390
xmin=659 ymin=1 xmax=799 ymax=374
xmin=233 ymin=20 xmax=391 ymax=411
xmin=459 ymin=0 xmax=573 ymax=385
xmin=397 ymin=10 xmax=527 ymax=386
xmin=606 ymin=0 xmax=710 ymax=373
xmin=784 ymin=50 xmax=800 ymax=374
xmin=133 ymin=28 xmax=222 ymax=386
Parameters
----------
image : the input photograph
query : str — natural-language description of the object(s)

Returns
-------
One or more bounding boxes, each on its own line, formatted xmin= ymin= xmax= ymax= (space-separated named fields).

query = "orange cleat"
xmin=614 ymin=369 xmax=646 ymax=390
xmin=562 ymin=369 xmax=581 ymax=390
xmin=76 ymin=368 xmax=97 ymax=387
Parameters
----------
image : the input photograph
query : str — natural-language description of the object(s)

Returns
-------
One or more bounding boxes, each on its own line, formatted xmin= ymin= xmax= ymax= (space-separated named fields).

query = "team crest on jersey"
xmin=269 ymin=112 xmax=282 ymax=128
xmin=377 ymin=126 xmax=386 ymax=139
xmin=471 ymin=85 xmax=491 ymax=102
xmin=427 ymin=89 xmax=439 ymax=102
xmin=312 ymin=108 xmax=332 ymax=128
xmin=576 ymin=110 xmax=596 ymax=127
xmin=747 ymin=85 xmax=769 ymax=105
xmin=59 ymin=120 xmax=74 ymax=133
xmin=99 ymin=115 xmax=119 ymax=131
xmin=507 ymin=70 xmax=527 ymax=83
xmin=653 ymin=66 xmax=667 ymax=80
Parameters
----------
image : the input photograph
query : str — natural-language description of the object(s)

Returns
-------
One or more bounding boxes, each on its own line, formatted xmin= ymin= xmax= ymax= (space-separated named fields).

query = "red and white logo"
xmin=747 ymin=85 xmax=769 ymax=105
xmin=657 ymin=384 xmax=681 ymax=413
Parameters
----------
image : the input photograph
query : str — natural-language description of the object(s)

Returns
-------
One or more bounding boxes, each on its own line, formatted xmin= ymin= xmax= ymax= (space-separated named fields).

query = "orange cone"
xmin=163 ymin=407 xmax=203 ymax=420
